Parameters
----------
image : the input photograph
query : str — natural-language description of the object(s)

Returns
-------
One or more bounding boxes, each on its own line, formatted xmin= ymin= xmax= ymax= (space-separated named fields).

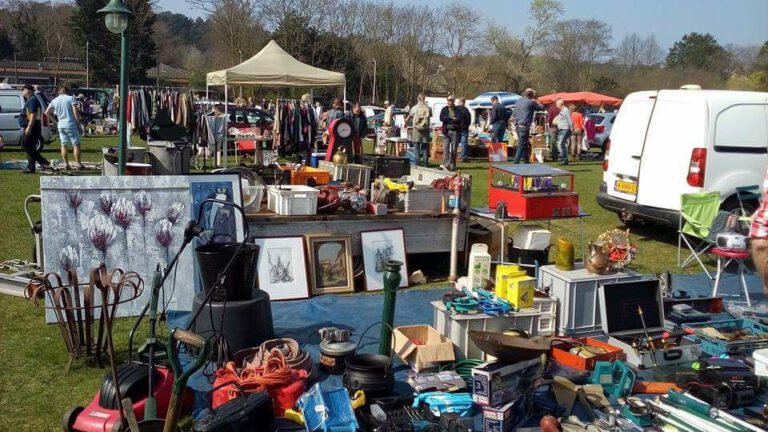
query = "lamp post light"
xmin=98 ymin=0 xmax=131 ymax=176
xmin=371 ymin=59 xmax=376 ymax=104
xmin=86 ymin=41 xmax=89 ymax=88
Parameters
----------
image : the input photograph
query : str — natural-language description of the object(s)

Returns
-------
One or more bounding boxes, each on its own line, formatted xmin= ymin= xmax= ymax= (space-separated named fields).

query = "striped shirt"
xmin=750 ymin=168 xmax=768 ymax=238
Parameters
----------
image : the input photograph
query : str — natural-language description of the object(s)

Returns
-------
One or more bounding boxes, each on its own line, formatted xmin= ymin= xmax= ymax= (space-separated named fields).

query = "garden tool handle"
xmin=173 ymin=328 xmax=206 ymax=349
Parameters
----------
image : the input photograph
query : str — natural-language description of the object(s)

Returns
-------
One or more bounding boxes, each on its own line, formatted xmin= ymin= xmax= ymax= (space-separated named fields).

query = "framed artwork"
xmin=360 ymin=229 xmax=408 ymax=291
xmin=251 ymin=236 xmax=310 ymax=301
xmin=306 ymin=235 xmax=354 ymax=295
xmin=40 ymin=176 xmax=195 ymax=321
xmin=188 ymin=173 xmax=244 ymax=243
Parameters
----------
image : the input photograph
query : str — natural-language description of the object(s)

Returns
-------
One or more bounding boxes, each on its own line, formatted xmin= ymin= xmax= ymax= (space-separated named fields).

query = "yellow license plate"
xmin=615 ymin=180 xmax=637 ymax=195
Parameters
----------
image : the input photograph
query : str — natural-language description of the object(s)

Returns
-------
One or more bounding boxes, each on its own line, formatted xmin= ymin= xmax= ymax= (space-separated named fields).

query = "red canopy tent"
xmin=538 ymin=91 xmax=622 ymax=106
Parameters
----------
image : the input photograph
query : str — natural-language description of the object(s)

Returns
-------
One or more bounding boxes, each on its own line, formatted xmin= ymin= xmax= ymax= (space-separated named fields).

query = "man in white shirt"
xmin=45 ymin=85 xmax=83 ymax=170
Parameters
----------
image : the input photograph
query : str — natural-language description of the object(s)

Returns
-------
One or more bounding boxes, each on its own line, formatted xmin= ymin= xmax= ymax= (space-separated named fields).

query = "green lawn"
xmin=0 ymin=136 xmax=688 ymax=429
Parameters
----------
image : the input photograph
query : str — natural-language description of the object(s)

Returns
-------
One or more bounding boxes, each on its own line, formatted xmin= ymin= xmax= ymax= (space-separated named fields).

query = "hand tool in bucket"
xmin=125 ymin=328 xmax=212 ymax=432
xmin=343 ymin=321 xmax=396 ymax=398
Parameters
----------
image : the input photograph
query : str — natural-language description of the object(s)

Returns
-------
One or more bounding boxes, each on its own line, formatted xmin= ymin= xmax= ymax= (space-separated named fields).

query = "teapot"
xmin=332 ymin=147 xmax=348 ymax=165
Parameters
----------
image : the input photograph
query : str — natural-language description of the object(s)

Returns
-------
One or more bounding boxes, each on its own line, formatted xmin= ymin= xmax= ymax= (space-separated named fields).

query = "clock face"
xmin=336 ymin=122 xmax=352 ymax=138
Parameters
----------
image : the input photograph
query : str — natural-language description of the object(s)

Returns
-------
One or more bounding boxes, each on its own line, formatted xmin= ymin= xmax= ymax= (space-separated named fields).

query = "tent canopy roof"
xmin=538 ymin=91 xmax=622 ymax=106
xmin=207 ymin=40 xmax=346 ymax=88
xmin=467 ymin=91 xmax=521 ymax=108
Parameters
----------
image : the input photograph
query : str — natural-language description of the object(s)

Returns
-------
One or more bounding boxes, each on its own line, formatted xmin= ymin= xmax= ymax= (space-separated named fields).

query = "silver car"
xmin=0 ymin=89 xmax=52 ymax=149
xmin=589 ymin=112 xmax=615 ymax=149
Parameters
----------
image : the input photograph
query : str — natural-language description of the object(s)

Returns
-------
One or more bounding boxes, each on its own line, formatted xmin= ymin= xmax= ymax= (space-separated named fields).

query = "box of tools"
xmin=598 ymin=279 xmax=701 ymax=369
xmin=472 ymin=357 xmax=544 ymax=407
xmin=482 ymin=394 xmax=532 ymax=432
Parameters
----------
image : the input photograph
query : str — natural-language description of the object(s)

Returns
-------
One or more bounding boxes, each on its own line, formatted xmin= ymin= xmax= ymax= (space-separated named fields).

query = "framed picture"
xmin=252 ymin=236 xmax=310 ymax=301
xmin=306 ymin=235 xmax=354 ymax=295
xmin=361 ymin=229 xmax=408 ymax=291
xmin=187 ymin=173 xmax=244 ymax=243
xmin=40 ymin=176 xmax=195 ymax=321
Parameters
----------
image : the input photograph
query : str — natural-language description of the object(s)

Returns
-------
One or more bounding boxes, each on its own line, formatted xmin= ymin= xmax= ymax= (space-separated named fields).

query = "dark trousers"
xmin=443 ymin=129 xmax=459 ymax=169
xmin=491 ymin=123 xmax=505 ymax=143
xmin=22 ymin=123 xmax=47 ymax=172
xmin=513 ymin=126 xmax=531 ymax=164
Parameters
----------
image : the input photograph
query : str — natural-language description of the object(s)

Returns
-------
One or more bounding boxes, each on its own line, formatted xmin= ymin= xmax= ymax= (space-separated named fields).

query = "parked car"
xmin=588 ymin=112 xmax=615 ymax=149
xmin=227 ymin=106 xmax=274 ymax=131
xmin=366 ymin=109 xmax=406 ymax=135
xmin=597 ymin=88 xmax=768 ymax=227
xmin=0 ymin=89 xmax=52 ymax=150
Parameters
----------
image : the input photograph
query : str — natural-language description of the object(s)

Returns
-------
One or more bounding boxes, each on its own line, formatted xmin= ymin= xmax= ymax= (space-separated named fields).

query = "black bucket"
xmin=342 ymin=322 xmax=394 ymax=397
xmin=195 ymin=242 xmax=259 ymax=301
xmin=507 ymin=242 xmax=551 ymax=277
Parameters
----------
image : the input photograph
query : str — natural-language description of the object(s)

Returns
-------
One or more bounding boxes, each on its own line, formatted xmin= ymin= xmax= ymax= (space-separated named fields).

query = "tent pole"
xmin=224 ymin=84 xmax=228 ymax=168
xmin=343 ymin=86 xmax=347 ymax=113
xmin=206 ymin=85 xmax=208 ymax=100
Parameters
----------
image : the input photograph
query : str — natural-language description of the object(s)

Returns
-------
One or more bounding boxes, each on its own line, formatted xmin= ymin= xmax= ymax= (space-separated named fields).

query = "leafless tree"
xmin=187 ymin=0 xmax=261 ymax=65
xmin=548 ymin=18 xmax=612 ymax=90
xmin=441 ymin=2 xmax=480 ymax=95
xmin=640 ymin=35 xmax=664 ymax=67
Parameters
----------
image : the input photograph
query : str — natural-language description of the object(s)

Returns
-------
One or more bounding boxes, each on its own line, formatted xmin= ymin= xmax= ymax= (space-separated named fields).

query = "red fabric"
xmin=539 ymin=91 xmax=622 ymax=106
xmin=546 ymin=105 xmax=560 ymax=127
xmin=584 ymin=118 xmax=596 ymax=140
xmin=711 ymin=248 xmax=750 ymax=259
xmin=571 ymin=112 xmax=584 ymax=129
xmin=212 ymin=360 xmax=308 ymax=416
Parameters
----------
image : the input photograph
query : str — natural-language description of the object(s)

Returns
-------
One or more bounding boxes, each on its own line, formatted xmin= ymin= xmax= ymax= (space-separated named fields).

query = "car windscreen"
xmin=590 ymin=114 xmax=605 ymax=124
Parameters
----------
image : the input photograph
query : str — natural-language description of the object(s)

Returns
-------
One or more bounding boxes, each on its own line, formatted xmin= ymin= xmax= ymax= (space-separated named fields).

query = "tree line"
xmin=0 ymin=0 xmax=766 ymax=103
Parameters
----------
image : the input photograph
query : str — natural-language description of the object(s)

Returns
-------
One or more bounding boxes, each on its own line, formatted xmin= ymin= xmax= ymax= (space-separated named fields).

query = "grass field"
xmin=0 ymin=136 xmax=687 ymax=429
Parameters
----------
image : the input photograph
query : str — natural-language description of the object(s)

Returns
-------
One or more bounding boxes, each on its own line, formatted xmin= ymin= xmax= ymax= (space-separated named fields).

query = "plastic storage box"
xmin=310 ymin=152 xmax=326 ymax=168
xmin=317 ymin=161 xmax=372 ymax=188
xmin=684 ymin=319 xmax=768 ymax=356
xmin=538 ymin=263 xmax=641 ymax=336
xmin=432 ymin=301 xmax=554 ymax=360
xmin=281 ymin=167 xmax=330 ymax=186
xmin=398 ymin=187 xmax=446 ymax=214
xmin=549 ymin=337 xmax=625 ymax=371
xmin=361 ymin=155 xmax=411 ymax=179
xmin=267 ymin=185 xmax=319 ymax=216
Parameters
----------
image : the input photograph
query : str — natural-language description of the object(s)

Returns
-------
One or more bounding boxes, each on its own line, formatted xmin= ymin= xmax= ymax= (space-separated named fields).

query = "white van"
xmin=0 ymin=89 xmax=52 ymax=149
xmin=597 ymin=88 xmax=768 ymax=227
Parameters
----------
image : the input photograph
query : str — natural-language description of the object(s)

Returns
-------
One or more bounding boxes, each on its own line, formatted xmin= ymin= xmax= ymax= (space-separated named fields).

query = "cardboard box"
xmin=472 ymin=357 xmax=543 ymax=407
xmin=394 ymin=325 xmax=455 ymax=372
xmin=482 ymin=395 xmax=531 ymax=432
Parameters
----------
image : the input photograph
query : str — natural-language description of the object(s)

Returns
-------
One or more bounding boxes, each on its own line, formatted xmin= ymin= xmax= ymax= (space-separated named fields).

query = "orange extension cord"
xmin=218 ymin=349 xmax=295 ymax=401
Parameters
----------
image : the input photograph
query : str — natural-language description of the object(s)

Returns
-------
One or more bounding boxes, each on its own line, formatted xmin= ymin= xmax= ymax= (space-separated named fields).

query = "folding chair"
xmin=678 ymin=191 xmax=721 ymax=279
xmin=736 ymin=185 xmax=761 ymax=216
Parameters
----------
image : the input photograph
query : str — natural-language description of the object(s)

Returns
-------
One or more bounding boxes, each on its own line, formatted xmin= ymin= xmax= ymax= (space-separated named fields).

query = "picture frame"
xmin=360 ymin=228 xmax=408 ymax=291
xmin=187 ymin=173 xmax=245 ymax=243
xmin=251 ymin=236 xmax=310 ymax=300
xmin=306 ymin=235 xmax=354 ymax=295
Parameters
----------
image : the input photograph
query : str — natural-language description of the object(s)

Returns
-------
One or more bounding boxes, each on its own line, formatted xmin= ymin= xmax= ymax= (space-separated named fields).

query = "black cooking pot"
xmin=342 ymin=322 xmax=394 ymax=397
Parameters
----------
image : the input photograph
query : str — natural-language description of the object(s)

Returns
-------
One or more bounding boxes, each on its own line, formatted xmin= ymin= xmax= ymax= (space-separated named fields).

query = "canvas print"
xmin=189 ymin=174 xmax=244 ymax=244
xmin=252 ymin=236 xmax=309 ymax=300
xmin=41 ymin=176 xmax=195 ymax=322
xmin=307 ymin=235 xmax=354 ymax=295
xmin=361 ymin=229 xmax=408 ymax=291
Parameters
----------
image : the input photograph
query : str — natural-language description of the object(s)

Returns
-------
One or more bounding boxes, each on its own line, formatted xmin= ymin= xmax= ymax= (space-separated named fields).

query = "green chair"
xmin=678 ymin=191 xmax=721 ymax=279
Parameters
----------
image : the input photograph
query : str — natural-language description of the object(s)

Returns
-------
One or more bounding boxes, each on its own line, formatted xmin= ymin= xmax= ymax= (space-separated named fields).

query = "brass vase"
xmin=585 ymin=242 xmax=610 ymax=274
xmin=332 ymin=147 xmax=348 ymax=165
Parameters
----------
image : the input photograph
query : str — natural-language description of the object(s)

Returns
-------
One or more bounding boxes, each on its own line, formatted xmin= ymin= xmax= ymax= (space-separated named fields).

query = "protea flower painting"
xmin=88 ymin=214 xmax=116 ymax=264
xmin=59 ymin=245 xmax=79 ymax=273
xmin=166 ymin=202 xmax=185 ymax=225
xmin=99 ymin=192 xmax=115 ymax=216
xmin=155 ymin=219 xmax=174 ymax=264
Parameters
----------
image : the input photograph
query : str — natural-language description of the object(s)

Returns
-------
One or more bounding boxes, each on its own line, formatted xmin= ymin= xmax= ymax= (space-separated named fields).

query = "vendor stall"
xmin=206 ymin=40 xmax=347 ymax=167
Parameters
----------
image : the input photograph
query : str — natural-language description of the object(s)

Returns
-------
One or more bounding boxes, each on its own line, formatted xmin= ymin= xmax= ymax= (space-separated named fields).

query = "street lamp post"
xmin=98 ymin=0 xmax=131 ymax=176
xmin=371 ymin=59 xmax=377 ymax=104
xmin=86 ymin=41 xmax=89 ymax=88
xmin=11 ymin=36 xmax=17 ymax=84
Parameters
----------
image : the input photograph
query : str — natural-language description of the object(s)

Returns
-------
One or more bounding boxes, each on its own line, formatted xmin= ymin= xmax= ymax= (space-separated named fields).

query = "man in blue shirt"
xmin=489 ymin=96 xmax=508 ymax=143
xmin=512 ymin=88 xmax=544 ymax=164
xmin=19 ymin=84 xmax=50 ymax=174
xmin=45 ymin=85 xmax=84 ymax=170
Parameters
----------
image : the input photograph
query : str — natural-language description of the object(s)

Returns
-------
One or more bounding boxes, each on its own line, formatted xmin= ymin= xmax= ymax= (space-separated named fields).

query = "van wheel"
xmin=721 ymin=196 xmax=758 ymax=218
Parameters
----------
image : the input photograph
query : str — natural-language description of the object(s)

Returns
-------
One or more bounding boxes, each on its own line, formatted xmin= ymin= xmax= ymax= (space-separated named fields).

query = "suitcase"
xmin=194 ymin=392 xmax=274 ymax=432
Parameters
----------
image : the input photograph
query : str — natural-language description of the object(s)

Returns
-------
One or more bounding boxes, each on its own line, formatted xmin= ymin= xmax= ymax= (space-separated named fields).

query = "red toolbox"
xmin=549 ymin=337 xmax=625 ymax=371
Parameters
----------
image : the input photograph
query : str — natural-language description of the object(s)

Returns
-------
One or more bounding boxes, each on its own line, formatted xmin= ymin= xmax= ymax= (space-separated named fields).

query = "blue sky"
xmin=156 ymin=0 xmax=768 ymax=49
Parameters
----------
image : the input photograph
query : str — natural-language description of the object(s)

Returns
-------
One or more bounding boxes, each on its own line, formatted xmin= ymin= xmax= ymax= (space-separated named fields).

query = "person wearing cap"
xmin=19 ymin=84 xmax=50 ymax=173
xmin=438 ymin=94 xmax=465 ymax=171
xmin=512 ymin=88 xmax=544 ymax=164
xmin=46 ymin=85 xmax=84 ymax=170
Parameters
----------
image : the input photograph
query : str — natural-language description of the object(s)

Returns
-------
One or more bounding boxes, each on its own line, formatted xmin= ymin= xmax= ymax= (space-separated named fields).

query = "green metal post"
xmin=117 ymin=31 xmax=129 ymax=175
xmin=379 ymin=260 xmax=403 ymax=356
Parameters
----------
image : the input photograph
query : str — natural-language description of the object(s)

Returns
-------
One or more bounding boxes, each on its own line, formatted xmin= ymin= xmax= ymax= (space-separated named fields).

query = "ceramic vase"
xmin=585 ymin=242 xmax=610 ymax=274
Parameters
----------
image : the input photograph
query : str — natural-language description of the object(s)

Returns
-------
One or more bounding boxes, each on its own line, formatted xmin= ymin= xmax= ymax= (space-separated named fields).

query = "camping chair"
xmin=736 ymin=185 xmax=761 ymax=216
xmin=678 ymin=191 xmax=721 ymax=279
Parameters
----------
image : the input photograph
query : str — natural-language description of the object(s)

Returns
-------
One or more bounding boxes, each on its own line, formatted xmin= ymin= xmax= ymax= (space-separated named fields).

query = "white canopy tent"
xmin=206 ymin=40 xmax=347 ymax=166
